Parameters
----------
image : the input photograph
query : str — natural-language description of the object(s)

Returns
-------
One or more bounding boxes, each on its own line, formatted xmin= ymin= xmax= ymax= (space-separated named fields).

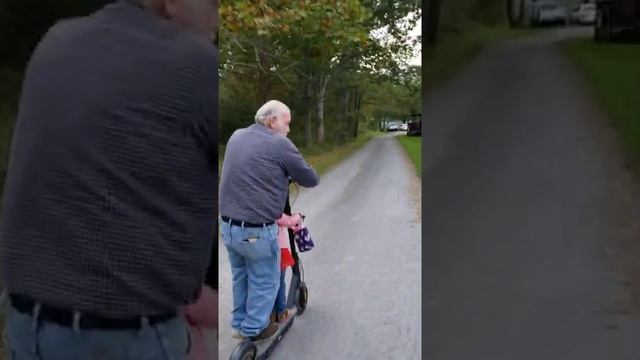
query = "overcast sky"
xmin=408 ymin=17 xmax=422 ymax=66
xmin=371 ymin=12 xmax=422 ymax=67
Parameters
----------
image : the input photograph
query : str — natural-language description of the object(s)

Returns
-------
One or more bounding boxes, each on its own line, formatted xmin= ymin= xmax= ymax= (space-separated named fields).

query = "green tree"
xmin=219 ymin=1 xmax=421 ymax=147
xmin=220 ymin=0 xmax=371 ymax=145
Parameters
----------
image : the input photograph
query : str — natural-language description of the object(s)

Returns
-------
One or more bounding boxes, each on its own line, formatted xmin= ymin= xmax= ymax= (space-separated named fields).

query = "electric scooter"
xmin=229 ymin=191 xmax=309 ymax=360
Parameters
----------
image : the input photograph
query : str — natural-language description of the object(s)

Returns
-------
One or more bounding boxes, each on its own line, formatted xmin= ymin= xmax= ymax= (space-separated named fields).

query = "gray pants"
xmin=4 ymin=305 xmax=190 ymax=360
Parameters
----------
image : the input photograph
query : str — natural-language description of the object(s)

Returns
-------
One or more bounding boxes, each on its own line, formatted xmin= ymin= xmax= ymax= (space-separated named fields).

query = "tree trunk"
xmin=255 ymin=45 xmax=270 ymax=105
xmin=257 ymin=73 xmax=268 ymax=105
xmin=425 ymin=0 xmax=441 ymax=46
xmin=316 ymin=74 xmax=329 ymax=144
xmin=353 ymin=89 xmax=363 ymax=138
xmin=507 ymin=0 xmax=525 ymax=28
xmin=342 ymin=88 xmax=351 ymax=142
xmin=304 ymin=80 xmax=313 ymax=147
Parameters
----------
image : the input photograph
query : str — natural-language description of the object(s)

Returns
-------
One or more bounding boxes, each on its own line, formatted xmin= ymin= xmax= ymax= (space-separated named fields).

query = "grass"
xmin=425 ymin=24 xmax=538 ymax=93
xmin=302 ymin=130 xmax=379 ymax=176
xmin=563 ymin=39 xmax=640 ymax=167
xmin=396 ymin=135 xmax=422 ymax=178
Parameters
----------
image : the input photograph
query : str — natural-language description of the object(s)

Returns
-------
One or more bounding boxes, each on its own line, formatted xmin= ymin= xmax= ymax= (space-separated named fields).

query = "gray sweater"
xmin=0 ymin=1 xmax=218 ymax=317
xmin=219 ymin=124 xmax=319 ymax=223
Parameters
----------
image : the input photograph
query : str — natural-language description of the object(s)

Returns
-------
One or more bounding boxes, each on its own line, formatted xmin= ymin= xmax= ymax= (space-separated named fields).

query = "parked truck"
xmin=594 ymin=0 xmax=640 ymax=41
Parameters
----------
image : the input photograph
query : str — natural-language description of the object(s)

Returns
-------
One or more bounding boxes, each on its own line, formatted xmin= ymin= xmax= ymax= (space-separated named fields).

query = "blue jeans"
xmin=4 ymin=305 xmax=190 ymax=360
xmin=274 ymin=269 xmax=287 ymax=314
xmin=221 ymin=221 xmax=280 ymax=337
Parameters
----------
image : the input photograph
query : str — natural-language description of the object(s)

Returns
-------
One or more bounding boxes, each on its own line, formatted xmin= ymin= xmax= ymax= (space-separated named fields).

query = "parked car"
xmin=386 ymin=122 xmax=399 ymax=132
xmin=400 ymin=123 xmax=408 ymax=131
xmin=531 ymin=1 xmax=569 ymax=25
xmin=572 ymin=2 xmax=597 ymax=24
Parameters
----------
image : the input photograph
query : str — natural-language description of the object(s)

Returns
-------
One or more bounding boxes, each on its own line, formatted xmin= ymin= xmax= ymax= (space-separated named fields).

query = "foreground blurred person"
xmin=0 ymin=0 xmax=218 ymax=358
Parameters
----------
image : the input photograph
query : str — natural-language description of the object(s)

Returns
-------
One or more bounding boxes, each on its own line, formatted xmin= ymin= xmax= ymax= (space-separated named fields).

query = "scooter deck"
xmin=256 ymin=309 xmax=295 ymax=360
xmin=254 ymin=306 xmax=299 ymax=360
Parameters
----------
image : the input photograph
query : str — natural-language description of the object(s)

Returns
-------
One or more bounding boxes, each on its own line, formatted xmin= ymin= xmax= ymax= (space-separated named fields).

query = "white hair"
xmin=255 ymin=100 xmax=290 ymax=125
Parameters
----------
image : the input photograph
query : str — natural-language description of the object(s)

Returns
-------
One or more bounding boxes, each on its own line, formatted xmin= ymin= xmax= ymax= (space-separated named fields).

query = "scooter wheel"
xmin=297 ymin=282 xmax=309 ymax=315
xmin=229 ymin=340 xmax=257 ymax=360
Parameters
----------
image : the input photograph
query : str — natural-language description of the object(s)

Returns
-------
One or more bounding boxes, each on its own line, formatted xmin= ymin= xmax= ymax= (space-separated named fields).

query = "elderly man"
xmin=0 ymin=0 xmax=217 ymax=358
xmin=219 ymin=100 xmax=319 ymax=340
